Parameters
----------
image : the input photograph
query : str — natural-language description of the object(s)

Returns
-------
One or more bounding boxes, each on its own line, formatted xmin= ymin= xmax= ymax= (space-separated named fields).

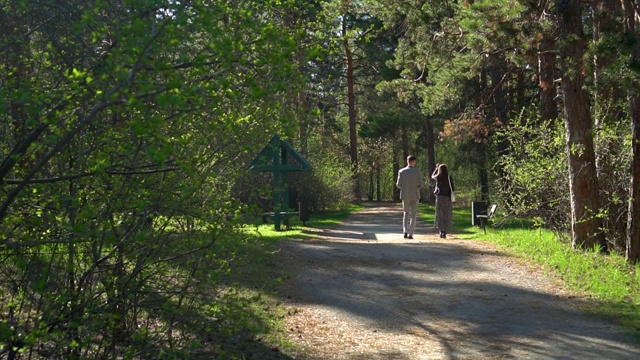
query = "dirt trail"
xmin=277 ymin=203 xmax=640 ymax=360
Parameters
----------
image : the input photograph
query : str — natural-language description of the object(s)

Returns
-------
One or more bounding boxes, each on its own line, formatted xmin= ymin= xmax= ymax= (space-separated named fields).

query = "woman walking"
xmin=431 ymin=164 xmax=454 ymax=238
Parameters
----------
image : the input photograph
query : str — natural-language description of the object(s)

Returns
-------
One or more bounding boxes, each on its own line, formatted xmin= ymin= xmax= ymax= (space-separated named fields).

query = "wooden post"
xmin=273 ymin=145 xmax=282 ymax=230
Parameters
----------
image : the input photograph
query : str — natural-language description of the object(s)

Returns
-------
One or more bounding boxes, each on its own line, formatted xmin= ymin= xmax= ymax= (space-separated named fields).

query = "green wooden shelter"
xmin=249 ymin=135 xmax=312 ymax=230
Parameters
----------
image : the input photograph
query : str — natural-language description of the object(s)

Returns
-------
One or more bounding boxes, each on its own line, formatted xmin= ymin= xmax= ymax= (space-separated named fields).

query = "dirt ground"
xmin=276 ymin=203 xmax=640 ymax=360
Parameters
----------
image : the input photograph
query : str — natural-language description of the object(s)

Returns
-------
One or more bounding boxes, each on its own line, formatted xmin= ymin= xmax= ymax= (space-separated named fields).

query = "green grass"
xmin=209 ymin=204 xmax=363 ymax=357
xmin=427 ymin=204 xmax=640 ymax=336
xmin=418 ymin=203 xmax=478 ymax=235
xmin=240 ymin=204 xmax=363 ymax=241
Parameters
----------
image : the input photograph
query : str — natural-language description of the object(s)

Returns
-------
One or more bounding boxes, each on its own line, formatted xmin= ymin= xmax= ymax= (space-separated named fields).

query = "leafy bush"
xmin=495 ymin=115 xmax=570 ymax=231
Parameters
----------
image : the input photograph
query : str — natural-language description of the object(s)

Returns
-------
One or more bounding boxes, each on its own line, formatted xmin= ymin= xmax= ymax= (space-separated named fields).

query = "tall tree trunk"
xmin=593 ymin=0 xmax=621 ymax=174
xmin=477 ymin=142 xmax=489 ymax=202
xmin=490 ymin=60 xmax=509 ymax=166
xmin=342 ymin=14 xmax=360 ymax=203
xmin=594 ymin=0 xmax=625 ymax=246
xmin=490 ymin=62 xmax=508 ymax=126
xmin=368 ymin=168 xmax=374 ymax=201
xmin=517 ymin=68 xmax=526 ymax=110
xmin=296 ymin=36 xmax=309 ymax=156
xmin=401 ymin=122 xmax=409 ymax=160
xmin=376 ymin=164 xmax=381 ymax=202
xmin=297 ymin=80 xmax=309 ymax=156
xmin=538 ymin=35 xmax=559 ymax=121
xmin=556 ymin=0 xmax=607 ymax=251
xmin=627 ymin=94 xmax=640 ymax=262
xmin=425 ymin=116 xmax=436 ymax=204
xmin=477 ymin=69 xmax=490 ymax=200
xmin=392 ymin=144 xmax=400 ymax=202
xmin=623 ymin=0 xmax=640 ymax=263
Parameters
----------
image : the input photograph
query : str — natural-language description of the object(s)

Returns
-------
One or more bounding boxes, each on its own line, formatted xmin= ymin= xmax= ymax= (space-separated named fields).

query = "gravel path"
xmin=277 ymin=203 xmax=640 ymax=359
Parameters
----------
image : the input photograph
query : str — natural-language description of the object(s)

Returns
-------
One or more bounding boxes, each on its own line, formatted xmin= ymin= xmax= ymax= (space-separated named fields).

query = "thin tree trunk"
xmin=517 ymin=68 xmax=526 ymax=111
xmin=623 ymin=0 xmax=640 ymax=263
xmin=425 ymin=116 xmax=436 ymax=204
xmin=478 ymin=143 xmax=489 ymax=202
xmin=368 ymin=168 xmax=374 ymax=201
xmin=376 ymin=164 xmax=381 ymax=202
xmin=392 ymin=144 xmax=400 ymax=202
xmin=297 ymin=50 xmax=309 ymax=156
xmin=491 ymin=61 xmax=509 ymax=164
xmin=556 ymin=0 xmax=607 ymax=251
xmin=401 ymin=123 xmax=409 ymax=160
xmin=627 ymin=95 xmax=640 ymax=262
xmin=477 ymin=70 xmax=490 ymax=201
xmin=538 ymin=35 xmax=558 ymax=121
xmin=593 ymin=0 xmax=621 ymax=174
xmin=342 ymin=14 xmax=360 ymax=203
xmin=594 ymin=0 xmax=625 ymax=246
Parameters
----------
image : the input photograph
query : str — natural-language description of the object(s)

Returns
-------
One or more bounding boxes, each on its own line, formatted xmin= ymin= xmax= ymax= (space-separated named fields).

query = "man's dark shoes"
xmin=408 ymin=235 xmax=413 ymax=239
xmin=404 ymin=233 xmax=408 ymax=238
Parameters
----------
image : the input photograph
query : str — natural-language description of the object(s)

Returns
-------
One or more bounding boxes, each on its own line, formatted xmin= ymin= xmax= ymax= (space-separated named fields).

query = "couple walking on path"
xmin=396 ymin=155 xmax=454 ymax=239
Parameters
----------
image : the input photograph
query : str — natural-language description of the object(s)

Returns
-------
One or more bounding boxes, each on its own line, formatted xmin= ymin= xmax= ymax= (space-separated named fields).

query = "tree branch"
xmin=2 ymin=166 xmax=179 ymax=184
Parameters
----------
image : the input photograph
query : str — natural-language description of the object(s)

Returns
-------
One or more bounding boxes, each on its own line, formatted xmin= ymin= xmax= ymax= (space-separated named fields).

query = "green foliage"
xmin=0 ymin=0 xmax=305 ymax=357
xmin=592 ymin=100 xmax=633 ymax=251
xmin=495 ymin=112 xmax=570 ymax=230
xmin=303 ymin=142 xmax=355 ymax=211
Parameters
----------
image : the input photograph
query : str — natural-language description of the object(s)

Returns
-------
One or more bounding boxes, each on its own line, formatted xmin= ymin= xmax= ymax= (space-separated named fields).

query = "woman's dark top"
xmin=436 ymin=175 xmax=454 ymax=197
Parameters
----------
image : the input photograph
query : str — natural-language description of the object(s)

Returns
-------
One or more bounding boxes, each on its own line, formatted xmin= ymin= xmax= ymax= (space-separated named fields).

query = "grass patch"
xmin=418 ymin=203 xmax=477 ymax=235
xmin=430 ymin=204 xmax=640 ymax=336
xmin=211 ymin=204 xmax=363 ymax=358
xmin=240 ymin=204 xmax=363 ymax=241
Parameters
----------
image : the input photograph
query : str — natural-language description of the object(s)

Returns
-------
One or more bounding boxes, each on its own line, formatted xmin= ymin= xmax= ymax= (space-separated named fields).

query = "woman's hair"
xmin=436 ymin=164 xmax=449 ymax=181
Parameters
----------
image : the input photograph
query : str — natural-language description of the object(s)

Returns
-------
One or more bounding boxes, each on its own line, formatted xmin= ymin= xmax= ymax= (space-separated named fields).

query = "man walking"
xmin=396 ymin=155 xmax=425 ymax=239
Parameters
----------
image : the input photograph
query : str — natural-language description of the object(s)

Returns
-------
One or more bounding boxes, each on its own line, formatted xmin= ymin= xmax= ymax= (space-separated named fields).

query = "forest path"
xmin=277 ymin=202 xmax=640 ymax=360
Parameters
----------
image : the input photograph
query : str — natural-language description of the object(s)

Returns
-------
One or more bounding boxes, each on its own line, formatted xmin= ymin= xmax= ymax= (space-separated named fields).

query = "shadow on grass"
xmin=108 ymin=225 xmax=300 ymax=360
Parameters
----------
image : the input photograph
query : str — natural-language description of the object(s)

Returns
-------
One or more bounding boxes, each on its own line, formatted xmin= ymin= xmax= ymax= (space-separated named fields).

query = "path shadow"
xmin=274 ymin=203 xmax=640 ymax=359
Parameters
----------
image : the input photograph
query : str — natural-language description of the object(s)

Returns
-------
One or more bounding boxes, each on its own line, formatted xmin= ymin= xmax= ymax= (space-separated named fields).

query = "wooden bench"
xmin=476 ymin=204 xmax=497 ymax=234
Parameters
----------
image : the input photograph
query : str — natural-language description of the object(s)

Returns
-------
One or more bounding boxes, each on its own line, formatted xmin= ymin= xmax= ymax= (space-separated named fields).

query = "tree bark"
xmin=477 ymin=69 xmax=490 ymax=200
xmin=627 ymin=95 xmax=640 ymax=262
xmin=342 ymin=13 xmax=360 ymax=203
xmin=556 ymin=0 xmax=607 ymax=251
xmin=425 ymin=116 xmax=436 ymax=204
xmin=392 ymin=144 xmax=400 ymax=202
xmin=368 ymin=168 xmax=374 ymax=201
xmin=623 ymin=0 xmax=640 ymax=263
xmin=593 ymin=0 xmax=626 ymax=246
xmin=491 ymin=60 xmax=509 ymax=171
xmin=376 ymin=164 xmax=381 ymax=202
xmin=401 ymin=122 xmax=409 ymax=160
xmin=538 ymin=35 xmax=558 ymax=122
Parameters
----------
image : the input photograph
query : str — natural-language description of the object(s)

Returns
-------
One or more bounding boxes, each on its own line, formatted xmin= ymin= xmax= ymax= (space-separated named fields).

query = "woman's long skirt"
xmin=434 ymin=195 xmax=453 ymax=232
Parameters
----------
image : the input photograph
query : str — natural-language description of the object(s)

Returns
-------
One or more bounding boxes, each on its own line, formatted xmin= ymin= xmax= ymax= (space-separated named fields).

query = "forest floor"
xmin=275 ymin=202 xmax=640 ymax=359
